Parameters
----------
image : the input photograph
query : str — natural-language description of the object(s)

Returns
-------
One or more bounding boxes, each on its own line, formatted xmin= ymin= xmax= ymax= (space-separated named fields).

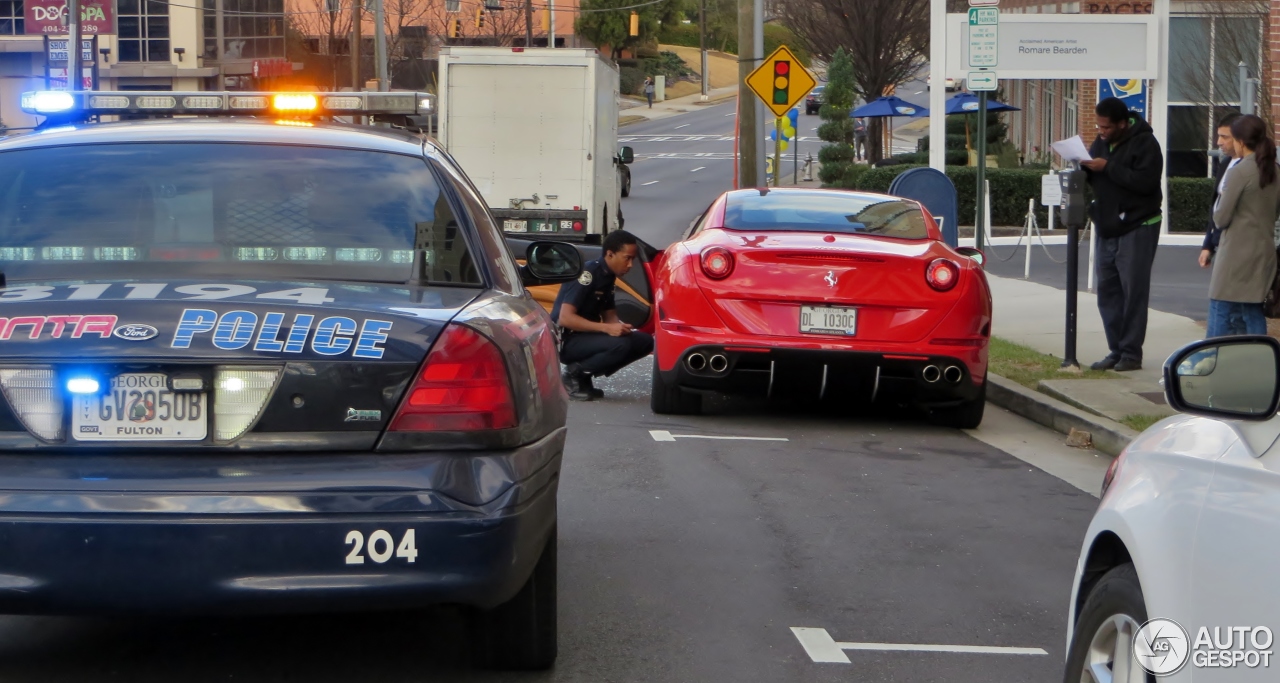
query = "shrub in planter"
xmin=619 ymin=67 xmax=645 ymax=96
xmin=1168 ymin=176 xmax=1214 ymax=233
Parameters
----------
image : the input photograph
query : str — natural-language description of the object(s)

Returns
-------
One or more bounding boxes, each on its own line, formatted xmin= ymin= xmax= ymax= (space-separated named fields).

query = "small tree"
xmin=817 ymin=47 xmax=858 ymax=187
xmin=576 ymin=0 xmax=686 ymax=60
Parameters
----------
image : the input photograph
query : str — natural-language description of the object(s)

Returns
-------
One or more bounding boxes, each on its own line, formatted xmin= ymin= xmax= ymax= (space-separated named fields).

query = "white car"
xmin=1064 ymin=336 xmax=1280 ymax=682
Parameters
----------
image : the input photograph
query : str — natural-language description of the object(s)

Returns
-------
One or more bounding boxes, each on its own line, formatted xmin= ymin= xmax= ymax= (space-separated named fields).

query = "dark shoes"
xmin=1113 ymin=358 xmax=1142 ymax=372
xmin=1091 ymin=356 xmax=1141 ymax=372
xmin=561 ymin=364 xmax=604 ymax=401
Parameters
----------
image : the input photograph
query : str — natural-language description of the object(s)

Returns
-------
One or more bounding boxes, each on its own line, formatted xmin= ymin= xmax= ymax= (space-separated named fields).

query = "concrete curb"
xmin=987 ymin=373 xmax=1138 ymax=457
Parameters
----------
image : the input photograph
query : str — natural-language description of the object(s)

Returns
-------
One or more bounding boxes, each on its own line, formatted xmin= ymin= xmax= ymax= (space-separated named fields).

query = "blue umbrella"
xmin=944 ymin=91 xmax=1020 ymax=115
xmin=851 ymin=95 xmax=929 ymax=119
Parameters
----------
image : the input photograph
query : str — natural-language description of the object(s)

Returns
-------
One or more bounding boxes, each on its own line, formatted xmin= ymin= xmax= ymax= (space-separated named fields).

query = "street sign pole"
xmin=967 ymin=5 xmax=997 ymax=255
xmin=68 ymin=0 xmax=81 ymax=92
xmin=976 ymin=91 xmax=987 ymax=254
xmin=774 ymin=116 xmax=783 ymax=186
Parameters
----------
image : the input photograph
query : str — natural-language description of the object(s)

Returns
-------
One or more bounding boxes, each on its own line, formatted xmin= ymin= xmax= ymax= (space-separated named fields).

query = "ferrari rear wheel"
xmin=650 ymin=358 xmax=702 ymax=415
xmin=929 ymin=380 xmax=986 ymax=429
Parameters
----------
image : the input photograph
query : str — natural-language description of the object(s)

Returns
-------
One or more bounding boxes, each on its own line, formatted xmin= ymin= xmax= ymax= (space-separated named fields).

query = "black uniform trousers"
xmin=1095 ymin=222 xmax=1161 ymax=363
xmin=560 ymin=331 xmax=654 ymax=377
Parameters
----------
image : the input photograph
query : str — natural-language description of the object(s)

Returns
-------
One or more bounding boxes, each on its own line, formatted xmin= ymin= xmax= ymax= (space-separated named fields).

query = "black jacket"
xmin=1202 ymin=155 xmax=1233 ymax=253
xmin=1085 ymin=116 xmax=1164 ymax=239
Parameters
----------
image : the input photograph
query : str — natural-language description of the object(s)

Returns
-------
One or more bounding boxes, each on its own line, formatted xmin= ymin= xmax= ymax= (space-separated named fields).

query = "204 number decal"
xmin=345 ymin=529 xmax=418 ymax=565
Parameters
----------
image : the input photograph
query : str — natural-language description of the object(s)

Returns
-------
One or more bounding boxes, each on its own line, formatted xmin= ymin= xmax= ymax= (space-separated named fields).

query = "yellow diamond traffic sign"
xmin=746 ymin=45 xmax=817 ymax=118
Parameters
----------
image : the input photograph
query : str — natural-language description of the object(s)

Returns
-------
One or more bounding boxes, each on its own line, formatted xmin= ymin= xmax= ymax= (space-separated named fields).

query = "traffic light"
xmin=475 ymin=7 xmax=485 ymax=29
xmin=542 ymin=9 xmax=550 ymax=33
xmin=772 ymin=60 xmax=790 ymax=106
xmin=448 ymin=18 xmax=460 ymax=38
xmin=629 ymin=11 xmax=639 ymax=37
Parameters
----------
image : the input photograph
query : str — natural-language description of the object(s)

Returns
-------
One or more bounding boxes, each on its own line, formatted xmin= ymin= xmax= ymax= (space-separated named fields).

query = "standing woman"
xmin=1211 ymin=114 xmax=1280 ymax=336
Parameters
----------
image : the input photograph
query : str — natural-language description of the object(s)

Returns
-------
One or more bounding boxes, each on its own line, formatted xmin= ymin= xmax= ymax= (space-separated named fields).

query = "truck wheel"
xmin=470 ymin=528 xmax=558 ymax=670
xmin=1063 ymin=563 xmax=1151 ymax=683
xmin=651 ymin=358 xmax=702 ymax=415
xmin=621 ymin=170 xmax=631 ymax=197
xmin=929 ymin=380 xmax=985 ymax=429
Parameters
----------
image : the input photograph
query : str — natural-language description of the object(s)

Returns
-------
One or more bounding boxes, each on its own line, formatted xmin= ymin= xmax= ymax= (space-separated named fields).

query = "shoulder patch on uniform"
xmin=578 ymin=271 xmax=593 ymax=286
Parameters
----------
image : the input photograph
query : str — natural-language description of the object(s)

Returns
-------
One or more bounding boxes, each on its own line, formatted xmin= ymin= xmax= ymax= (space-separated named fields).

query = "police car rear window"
xmin=0 ymin=143 xmax=482 ymax=285
xmin=722 ymin=190 xmax=929 ymax=239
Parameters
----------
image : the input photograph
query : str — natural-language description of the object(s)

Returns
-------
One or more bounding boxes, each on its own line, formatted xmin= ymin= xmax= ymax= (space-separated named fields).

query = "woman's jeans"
xmin=1207 ymin=299 xmax=1267 ymax=337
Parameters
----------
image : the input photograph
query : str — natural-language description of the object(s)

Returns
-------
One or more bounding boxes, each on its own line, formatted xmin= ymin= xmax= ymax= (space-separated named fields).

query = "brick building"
xmin=993 ymin=0 xmax=1270 ymax=178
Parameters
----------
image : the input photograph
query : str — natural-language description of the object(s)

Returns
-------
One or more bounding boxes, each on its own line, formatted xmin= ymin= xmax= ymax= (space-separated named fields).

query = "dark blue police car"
xmin=0 ymin=90 xmax=582 ymax=670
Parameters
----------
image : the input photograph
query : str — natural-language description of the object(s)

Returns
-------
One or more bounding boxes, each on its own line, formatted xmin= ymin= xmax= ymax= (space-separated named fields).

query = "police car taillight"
xmin=0 ymin=367 xmax=63 ymax=442
xmin=388 ymin=324 xmax=516 ymax=432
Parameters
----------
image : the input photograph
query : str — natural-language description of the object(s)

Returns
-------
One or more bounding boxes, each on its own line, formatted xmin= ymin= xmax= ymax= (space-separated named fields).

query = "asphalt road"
xmin=984 ymin=241 xmax=1212 ymax=321
xmin=0 ymin=361 xmax=1099 ymax=682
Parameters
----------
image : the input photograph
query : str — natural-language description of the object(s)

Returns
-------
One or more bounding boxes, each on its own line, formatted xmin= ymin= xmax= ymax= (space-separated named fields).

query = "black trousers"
xmin=560 ymin=331 xmax=654 ymax=377
xmin=1095 ymin=223 xmax=1161 ymax=362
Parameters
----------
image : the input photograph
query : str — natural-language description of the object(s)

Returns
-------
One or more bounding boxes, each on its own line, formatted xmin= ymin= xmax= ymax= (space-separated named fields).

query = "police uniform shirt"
xmin=551 ymin=258 xmax=616 ymax=329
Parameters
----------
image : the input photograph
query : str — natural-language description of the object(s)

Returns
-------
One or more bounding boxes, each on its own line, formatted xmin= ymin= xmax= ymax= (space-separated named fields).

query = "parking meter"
xmin=1058 ymin=170 xmax=1086 ymax=230
xmin=1058 ymin=168 xmax=1086 ymax=369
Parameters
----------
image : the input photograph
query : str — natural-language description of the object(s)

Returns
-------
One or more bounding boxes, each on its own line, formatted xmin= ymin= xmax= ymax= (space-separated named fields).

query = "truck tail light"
xmin=926 ymin=258 xmax=960 ymax=292
xmin=389 ymin=324 xmax=516 ymax=432
xmin=700 ymin=246 xmax=734 ymax=279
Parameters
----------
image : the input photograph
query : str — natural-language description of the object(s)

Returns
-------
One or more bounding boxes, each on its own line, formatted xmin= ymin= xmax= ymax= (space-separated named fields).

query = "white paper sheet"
xmin=1051 ymin=135 xmax=1093 ymax=162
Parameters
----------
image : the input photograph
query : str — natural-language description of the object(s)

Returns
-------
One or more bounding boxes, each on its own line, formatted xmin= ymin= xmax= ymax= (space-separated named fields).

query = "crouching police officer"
xmin=551 ymin=230 xmax=655 ymax=401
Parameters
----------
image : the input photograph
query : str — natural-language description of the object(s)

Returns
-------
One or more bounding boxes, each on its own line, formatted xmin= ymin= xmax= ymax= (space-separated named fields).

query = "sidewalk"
xmin=619 ymin=86 xmax=739 ymax=127
xmin=986 ymin=273 xmax=1204 ymax=454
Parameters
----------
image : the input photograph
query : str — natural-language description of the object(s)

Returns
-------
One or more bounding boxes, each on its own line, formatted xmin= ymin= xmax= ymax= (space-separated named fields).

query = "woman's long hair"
xmin=1230 ymin=114 xmax=1277 ymax=188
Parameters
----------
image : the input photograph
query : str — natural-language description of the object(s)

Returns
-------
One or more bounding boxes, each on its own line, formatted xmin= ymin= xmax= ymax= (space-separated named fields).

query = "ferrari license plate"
xmin=800 ymin=306 xmax=857 ymax=336
xmin=72 ymin=373 xmax=207 ymax=441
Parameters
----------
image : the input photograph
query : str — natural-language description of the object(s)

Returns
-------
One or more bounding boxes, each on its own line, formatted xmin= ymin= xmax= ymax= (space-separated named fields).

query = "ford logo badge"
xmin=113 ymin=324 xmax=159 ymax=341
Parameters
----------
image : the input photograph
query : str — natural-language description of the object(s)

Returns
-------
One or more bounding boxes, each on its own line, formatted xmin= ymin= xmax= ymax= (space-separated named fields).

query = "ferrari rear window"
xmin=0 ymin=143 xmax=482 ymax=285
xmin=722 ymin=190 xmax=929 ymax=239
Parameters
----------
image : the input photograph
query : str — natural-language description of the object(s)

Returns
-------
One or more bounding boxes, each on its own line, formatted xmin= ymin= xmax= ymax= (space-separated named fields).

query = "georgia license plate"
xmin=503 ymin=219 xmax=529 ymax=233
xmin=800 ymin=305 xmax=857 ymax=336
xmin=72 ymin=373 xmax=207 ymax=441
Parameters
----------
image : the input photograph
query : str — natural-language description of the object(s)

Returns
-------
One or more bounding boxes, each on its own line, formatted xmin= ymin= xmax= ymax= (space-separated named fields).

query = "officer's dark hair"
xmin=1095 ymin=97 xmax=1131 ymax=124
xmin=602 ymin=230 xmax=638 ymax=256
xmin=1217 ymin=112 xmax=1242 ymax=130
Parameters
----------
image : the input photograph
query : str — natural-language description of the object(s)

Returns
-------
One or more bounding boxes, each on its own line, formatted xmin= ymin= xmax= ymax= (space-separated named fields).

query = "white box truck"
xmin=437 ymin=47 xmax=630 ymax=237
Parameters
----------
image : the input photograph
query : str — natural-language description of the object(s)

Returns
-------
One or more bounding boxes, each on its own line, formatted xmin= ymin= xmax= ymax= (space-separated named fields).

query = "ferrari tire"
xmin=650 ymin=358 xmax=702 ymax=415
xmin=470 ymin=527 xmax=558 ymax=671
xmin=1063 ymin=563 xmax=1152 ymax=683
xmin=929 ymin=380 xmax=986 ymax=429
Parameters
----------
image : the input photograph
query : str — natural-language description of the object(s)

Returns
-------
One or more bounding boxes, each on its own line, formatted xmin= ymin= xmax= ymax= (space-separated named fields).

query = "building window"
xmin=0 ymin=0 xmax=23 ymax=35
xmin=1063 ymin=81 xmax=1078 ymax=144
xmin=202 ymin=0 xmax=286 ymax=61
xmin=118 ymin=0 xmax=171 ymax=63
xmin=1042 ymin=83 xmax=1054 ymax=154
xmin=1167 ymin=13 xmax=1263 ymax=176
xmin=446 ymin=0 xmax=460 ymax=11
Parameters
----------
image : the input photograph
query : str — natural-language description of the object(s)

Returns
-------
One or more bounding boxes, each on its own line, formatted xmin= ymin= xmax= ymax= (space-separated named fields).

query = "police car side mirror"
xmin=618 ymin=146 xmax=634 ymax=165
xmin=522 ymin=241 xmax=583 ymax=287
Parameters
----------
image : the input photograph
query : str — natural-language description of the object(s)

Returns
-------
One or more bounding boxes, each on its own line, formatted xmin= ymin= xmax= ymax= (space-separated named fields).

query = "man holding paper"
xmin=1079 ymin=97 xmax=1164 ymax=373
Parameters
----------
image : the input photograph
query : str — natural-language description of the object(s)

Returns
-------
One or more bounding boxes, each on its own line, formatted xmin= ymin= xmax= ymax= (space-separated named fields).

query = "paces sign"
xmin=25 ymin=0 xmax=116 ymax=35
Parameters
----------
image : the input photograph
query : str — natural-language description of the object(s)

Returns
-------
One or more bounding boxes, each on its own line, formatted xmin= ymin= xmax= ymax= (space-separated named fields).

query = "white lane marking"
xmin=641 ymin=180 xmax=660 ymax=186
xmin=790 ymin=627 xmax=1048 ymax=664
xmin=674 ymin=124 xmax=690 ymax=129
xmin=649 ymin=430 xmax=788 ymax=442
xmin=725 ymin=112 xmax=736 ymax=116
xmin=690 ymin=166 xmax=706 ymax=172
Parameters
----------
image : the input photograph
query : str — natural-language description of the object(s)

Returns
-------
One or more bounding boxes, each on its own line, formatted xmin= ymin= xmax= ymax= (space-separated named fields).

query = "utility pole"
xmin=549 ymin=0 xmax=555 ymax=47
xmin=698 ymin=0 xmax=707 ymax=101
xmin=68 ymin=0 xmax=82 ymax=91
xmin=736 ymin=0 xmax=757 ymax=187
xmin=372 ymin=0 xmax=388 ymax=91
xmin=525 ymin=0 xmax=533 ymax=47
xmin=350 ymin=0 xmax=361 ymax=91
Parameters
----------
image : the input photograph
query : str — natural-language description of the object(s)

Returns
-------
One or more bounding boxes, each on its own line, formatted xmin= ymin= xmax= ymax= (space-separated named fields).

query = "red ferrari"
xmin=648 ymin=188 xmax=991 ymax=427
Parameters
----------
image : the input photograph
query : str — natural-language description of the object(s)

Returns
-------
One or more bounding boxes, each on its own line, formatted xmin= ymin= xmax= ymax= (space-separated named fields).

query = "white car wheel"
xmin=1083 ymin=614 xmax=1145 ymax=683
xmin=1065 ymin=563 xmax=1152 ymax=683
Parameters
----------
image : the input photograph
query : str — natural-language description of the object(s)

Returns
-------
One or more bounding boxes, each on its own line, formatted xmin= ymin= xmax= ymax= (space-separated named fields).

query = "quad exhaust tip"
xmin=922 ymin=365 xmax=941 ymax=383
xmin=686 ymin=353 xmax=707 ymax=372
xmin=708 ymin=354 xmax=729 ymax=374
xmin=943 ymin=366 xmax=964 ymax=384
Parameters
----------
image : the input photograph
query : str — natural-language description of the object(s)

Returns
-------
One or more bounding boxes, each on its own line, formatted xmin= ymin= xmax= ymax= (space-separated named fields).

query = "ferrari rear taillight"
xmin=700 ymin=246 xmax=735 ymax=280
xmin=925 ymin=258 xmax=960 ymax=292
xmin=389 ymin=324 xmax=516 ymax=432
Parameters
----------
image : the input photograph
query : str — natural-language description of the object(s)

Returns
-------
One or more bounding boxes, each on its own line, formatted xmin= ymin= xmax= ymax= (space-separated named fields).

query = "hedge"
xmin=849 ymin=165 xmax=1217 ymax=232
xmin=619 ymin=66 xmax=645 ymax=96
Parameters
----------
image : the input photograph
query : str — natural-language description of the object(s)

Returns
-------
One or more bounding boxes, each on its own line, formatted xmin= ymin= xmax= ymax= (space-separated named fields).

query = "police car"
xmin=0 ymin=90 xmax=582 ymax=670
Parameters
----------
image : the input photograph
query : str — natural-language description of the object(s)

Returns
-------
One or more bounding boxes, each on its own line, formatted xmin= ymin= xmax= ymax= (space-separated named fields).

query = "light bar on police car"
xmin=20 ymin=90 xmax=435 ymax=118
